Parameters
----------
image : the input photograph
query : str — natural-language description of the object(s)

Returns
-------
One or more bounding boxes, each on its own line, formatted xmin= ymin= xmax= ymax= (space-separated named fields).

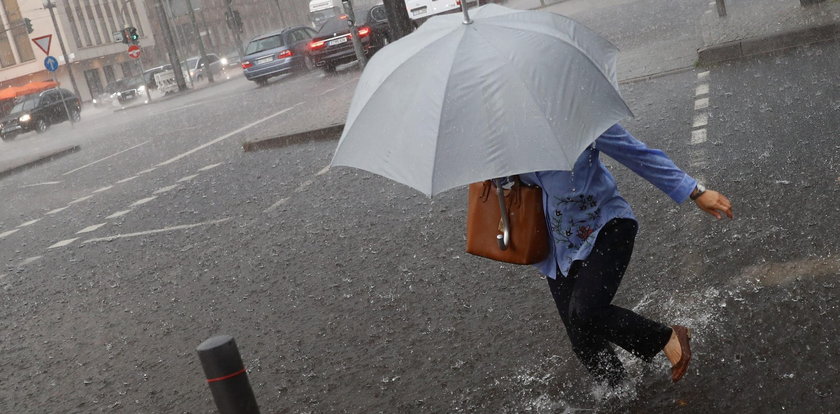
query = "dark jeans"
xmin=547 ymin=218 xmax=672 ymax=386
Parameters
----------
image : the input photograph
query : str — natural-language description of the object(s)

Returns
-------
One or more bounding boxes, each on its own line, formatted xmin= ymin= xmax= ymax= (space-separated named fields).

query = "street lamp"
xmin=42 ymin=0 xmax=81 ymax=99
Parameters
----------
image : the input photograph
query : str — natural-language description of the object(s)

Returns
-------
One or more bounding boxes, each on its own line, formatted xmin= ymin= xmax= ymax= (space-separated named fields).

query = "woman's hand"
xmin=694 ymin=190 xmax=733 ymax=220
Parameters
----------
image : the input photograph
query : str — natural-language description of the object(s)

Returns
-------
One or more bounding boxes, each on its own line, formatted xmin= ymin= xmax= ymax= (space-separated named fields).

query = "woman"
xmin=519 ymin=123 xmax=733 ymax=386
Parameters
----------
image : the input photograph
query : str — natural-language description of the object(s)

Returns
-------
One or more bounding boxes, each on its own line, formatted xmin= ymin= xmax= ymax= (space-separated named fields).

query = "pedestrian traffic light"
xmin=127 ymin=27 xmax=139 ymax=44
xmin=23 ymin=17 xmax=33 ymax=34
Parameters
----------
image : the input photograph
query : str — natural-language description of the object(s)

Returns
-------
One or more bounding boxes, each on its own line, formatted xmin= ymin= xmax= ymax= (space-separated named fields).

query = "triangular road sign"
xmin=32 ymin=35 xmax=52 ymax=55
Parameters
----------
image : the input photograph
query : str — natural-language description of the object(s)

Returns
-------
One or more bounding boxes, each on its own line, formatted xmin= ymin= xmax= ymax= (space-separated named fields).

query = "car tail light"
xmin=241 ymin=61 xmax=253 ymax=69
xmin=277 ymin=49 xmax=293 ymax=59
xmin=357 ymin=26 xmax=371 ymax=37
xmin=309 ymin=40 xmax=326 ymax=50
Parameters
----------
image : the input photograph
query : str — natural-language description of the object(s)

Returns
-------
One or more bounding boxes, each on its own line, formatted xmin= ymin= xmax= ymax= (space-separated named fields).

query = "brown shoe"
xmin=670 ymin=325 xmax=692 ymax=383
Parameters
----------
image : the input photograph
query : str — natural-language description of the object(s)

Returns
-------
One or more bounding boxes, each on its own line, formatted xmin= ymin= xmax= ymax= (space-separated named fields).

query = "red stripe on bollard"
xmin=206 ymin=368 xmax=246 ymax=383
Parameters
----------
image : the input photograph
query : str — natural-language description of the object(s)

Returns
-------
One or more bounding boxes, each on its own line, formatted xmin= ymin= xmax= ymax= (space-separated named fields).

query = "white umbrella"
xmin=331 ymin=4 xmax=632 ymax=197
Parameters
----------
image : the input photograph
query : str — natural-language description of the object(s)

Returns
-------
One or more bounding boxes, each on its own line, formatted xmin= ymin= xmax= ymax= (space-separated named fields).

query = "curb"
xmin=242 ymin=124 xmax=344 ymax=152
xmin=0 ymin=145 xmax=80 ymax=180
xmin=698 ymin=21 xmax=840 ymax=65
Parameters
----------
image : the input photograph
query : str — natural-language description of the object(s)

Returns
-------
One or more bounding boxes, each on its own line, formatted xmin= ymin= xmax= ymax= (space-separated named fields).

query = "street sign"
xmin=32 ymin=34 xmax=52 ymax=55
xmin=113 ymin=30 xmax=125 ymax=43
xmin=128 ymin=44 xmax=141 ymax=59
xmin=44 ymin=56 xmax=59 ymax=72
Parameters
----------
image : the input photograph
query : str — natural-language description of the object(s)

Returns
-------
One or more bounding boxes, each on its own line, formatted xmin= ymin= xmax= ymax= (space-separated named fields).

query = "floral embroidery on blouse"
xmin=550 ymin=194 xmax=602 ymax=250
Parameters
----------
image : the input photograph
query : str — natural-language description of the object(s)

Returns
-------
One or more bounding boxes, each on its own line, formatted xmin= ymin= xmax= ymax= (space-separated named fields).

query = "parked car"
xmin=143 ymin=65 xmax=169 ymax=90
xmin=94 ymin=77 xmax=147 ymax=108
xmin=0 ymin=88 xmax=80 ymax=140
xmin=183 ymin=53 xmax=226 ymax=81
xmin=307 ymin=8 xmax=390 ymax=74
xmin=241 ymin=26 xmax=317 ymax=86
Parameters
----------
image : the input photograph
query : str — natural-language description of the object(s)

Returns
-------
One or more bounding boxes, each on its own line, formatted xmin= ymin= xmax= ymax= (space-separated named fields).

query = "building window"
xmin=1 ymin=0 xmax=36 ymax=64
xmin=72 ymin=0 xmax=93 ymax=47
xmin=84 ymin=68 xmax=103 ymax=96
xmin=103 ymin=65 xmax=116 ymax=83
xmin=120 ymin=61 xmax=134 ymax=77
xmin=64 ymin=1 xmax=84 ymax=48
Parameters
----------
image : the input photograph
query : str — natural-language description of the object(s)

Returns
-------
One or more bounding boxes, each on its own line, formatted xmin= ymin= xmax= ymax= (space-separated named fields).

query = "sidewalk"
xmin=698 ymin=0 xmax=840 ymax=64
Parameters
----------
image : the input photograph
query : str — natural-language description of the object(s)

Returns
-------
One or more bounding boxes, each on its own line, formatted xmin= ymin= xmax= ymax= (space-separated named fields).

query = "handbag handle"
xmin=493 ymin=178 xmax=511 ymax=251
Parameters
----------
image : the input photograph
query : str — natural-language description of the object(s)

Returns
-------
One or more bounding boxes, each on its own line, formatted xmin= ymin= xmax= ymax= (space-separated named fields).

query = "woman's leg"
xmin=547 ymin=267 xmax=626 ymax=386
xmin=568 ymin=218 xmax=672 ymax=362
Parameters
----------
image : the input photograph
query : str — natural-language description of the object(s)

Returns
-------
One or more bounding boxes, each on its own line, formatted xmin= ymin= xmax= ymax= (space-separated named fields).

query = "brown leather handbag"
xmin=466 ymin=177 xmax=550 ymax=265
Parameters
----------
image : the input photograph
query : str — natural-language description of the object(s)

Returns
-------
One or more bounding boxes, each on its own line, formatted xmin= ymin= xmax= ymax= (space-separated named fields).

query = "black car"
xmin=307 ymin=6 xmax=390 ymax=74
xmin=0 ymin=88 xmax=81 ymax=140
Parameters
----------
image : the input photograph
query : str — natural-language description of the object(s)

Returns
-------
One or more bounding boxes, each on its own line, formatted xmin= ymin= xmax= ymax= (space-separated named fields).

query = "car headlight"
xmin=138 ymin=85 xmax=146 ymax=93
xmin=92 ymin=98 xmax=98 ymax=104
xmin=220 ymin=57 xmax=228 ymax=66
xmin=19 ymin=113 xmax=31 ymax=122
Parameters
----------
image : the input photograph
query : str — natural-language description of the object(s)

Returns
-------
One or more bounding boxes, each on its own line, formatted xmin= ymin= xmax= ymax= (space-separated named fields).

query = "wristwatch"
xmin=690 ymin=183 xmax=707 ymax=200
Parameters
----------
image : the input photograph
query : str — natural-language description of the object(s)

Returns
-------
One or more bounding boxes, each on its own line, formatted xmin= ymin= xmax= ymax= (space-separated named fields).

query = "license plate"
xmin=256 ymin=56 xmax=273 ymax=64
xmin=411 ymin=7 xmax=427 ymax=16
xmin=328 ymin=37 xmax=348 ymax=46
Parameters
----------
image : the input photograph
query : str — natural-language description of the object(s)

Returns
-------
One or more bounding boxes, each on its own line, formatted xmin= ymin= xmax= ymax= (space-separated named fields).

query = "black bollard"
xmin=196 ymin=335 xmax=260 ymax=414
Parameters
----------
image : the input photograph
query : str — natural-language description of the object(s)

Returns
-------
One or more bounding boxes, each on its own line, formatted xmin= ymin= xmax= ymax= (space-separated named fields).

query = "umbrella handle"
xmin=494 ymin=179 xmax=510 ymax=251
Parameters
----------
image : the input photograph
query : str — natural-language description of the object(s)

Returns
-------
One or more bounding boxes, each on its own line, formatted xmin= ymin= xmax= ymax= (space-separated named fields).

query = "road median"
xmin=242 ymin=124 xmax=344 ymax=152
xmin=0 ymin=144 xmax=80 ymax=179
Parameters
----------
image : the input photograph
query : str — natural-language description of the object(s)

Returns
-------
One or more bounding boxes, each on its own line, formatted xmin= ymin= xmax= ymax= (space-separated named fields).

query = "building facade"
xmin=0 ymin=0 xmax=155 ymax=103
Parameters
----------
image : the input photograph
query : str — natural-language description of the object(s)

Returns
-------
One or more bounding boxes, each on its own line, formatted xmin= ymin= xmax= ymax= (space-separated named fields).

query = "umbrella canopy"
xmin=0 ymin=81 xmax=59 ymax=101
xmin=331 ymin=4 xmax=633 ymax=197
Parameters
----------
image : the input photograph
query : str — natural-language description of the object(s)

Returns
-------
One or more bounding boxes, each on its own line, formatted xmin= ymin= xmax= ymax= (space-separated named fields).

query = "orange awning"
xmin=0 ymin=81 xmax=59 ymax=101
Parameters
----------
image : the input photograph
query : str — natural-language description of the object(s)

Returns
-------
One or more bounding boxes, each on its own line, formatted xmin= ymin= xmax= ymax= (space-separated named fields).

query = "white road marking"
xmin=17 ymin=256 xmax=43 ymax=266
xmin=20 ymin=181 xmax=62 ymax=188
xmin=694 ymin=97 xmax=709 ymax=110
xmin=691 ymin=129 xmax=708 ymax=145
xmin=137 ymin=167 xmax=157 ymax=175
xmin=18 ymin=219 xmax=41 ymax=227
xmin=319 ymin=87 xmax=339 ymax=96
xmin=77 ymin=223 xmax=108 ymax=234
xmin=117 ymin=176 xmax=138 ymax=184
xmin=316 ymin=165 xmax=330 ymax=176
xmin=177 ymin=174 xmax=199 ymax=183
xmin=157 ymin=105 xmax=301 ymax=167
xmin=46 ymin=206 xmax=69 ymax=215
xmin=704 ymin=9 xmax=712 ymax=14
xmin=154 ymin=184 xmax=178 ymax=194
xmin=693 ymin=113 xmax=709 ymax=128
xmin=264 ymin=197 xmax=290 ymax=213
xmin=695 ymin=84 xmax=709 ymax=96
xmin=82 ymin=218 xmax=231 ymax=244
xmin=69 ymin=195 xmax=93 ymax=204
xmin=62 ymin=141 xmax=149 ymax=175
xmin=130 ymin=196 xmax=157 ymax=207
xmin=49 ymin=238 xmax=79 ymax=249
xmin=0 ymin=229 xmax=20 ymax=239
xmin=697 ymin=71 xmax=709 ymax=80
xmin=93 ymin=185 xmax=113 ymax=193
xmin=198 ymin=163 xmax=222 ymax=172
xmin=295 ymin=179 xmax=314 ymax=193
xmin=106 ymin=209 xmax=132 ymax=219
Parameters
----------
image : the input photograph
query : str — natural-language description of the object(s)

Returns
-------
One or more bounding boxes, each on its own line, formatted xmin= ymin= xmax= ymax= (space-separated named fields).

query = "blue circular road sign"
xmin=44 ymin=56 xmax=59 ymax=72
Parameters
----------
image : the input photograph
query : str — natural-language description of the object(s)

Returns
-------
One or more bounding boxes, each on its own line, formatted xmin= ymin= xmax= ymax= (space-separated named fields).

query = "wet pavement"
xmin=1 ymin=6 xmax=839 ymax=414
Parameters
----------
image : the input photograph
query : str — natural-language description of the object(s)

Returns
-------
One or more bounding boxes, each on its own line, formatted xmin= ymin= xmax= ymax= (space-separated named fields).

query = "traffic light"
xmin=127 ymin=27 xmax=139 ymax=44
xmin=23 ymin=17 xmax=33 ymax=34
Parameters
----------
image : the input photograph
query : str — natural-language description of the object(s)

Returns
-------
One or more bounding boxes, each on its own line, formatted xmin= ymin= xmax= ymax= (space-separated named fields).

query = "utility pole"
xmin=185 ymin=0 xmax=213 ymax=82
xmin=42 ymin=0 xmax=81 ymax=99
xmin=225 ymin=1 xmax=245 ymax=58
xmin=341 ymin=0 xmax=366 ymax=69
xmin=382 ymin=0 xmax=414 ymax=41
xmin=154 ymin=0 xmax=188 ymax=90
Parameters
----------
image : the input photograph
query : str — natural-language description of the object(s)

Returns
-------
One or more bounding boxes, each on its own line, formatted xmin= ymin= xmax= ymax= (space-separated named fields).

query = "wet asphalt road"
xmin=1 ymin=33 xmax=839 ymax=414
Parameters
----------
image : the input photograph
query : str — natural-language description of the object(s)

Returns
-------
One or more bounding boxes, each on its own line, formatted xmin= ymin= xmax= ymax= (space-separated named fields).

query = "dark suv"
xmin=307 ymin=6 xmax=390 ymax=74
xmin=0 ymin=88 xmax=80 ymax=140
